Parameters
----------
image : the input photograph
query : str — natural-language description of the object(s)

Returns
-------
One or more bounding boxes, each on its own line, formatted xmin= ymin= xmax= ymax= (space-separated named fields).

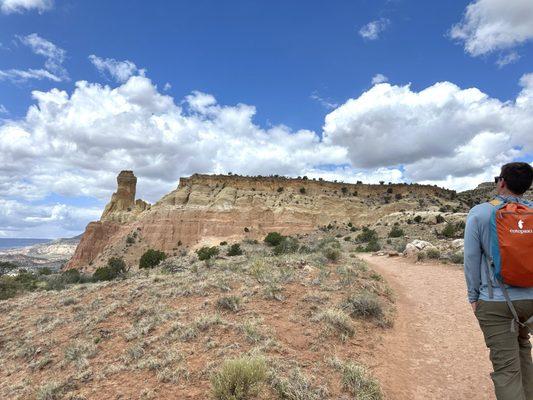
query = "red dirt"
xmin=360 ymin=254 xmax=496 ymax=400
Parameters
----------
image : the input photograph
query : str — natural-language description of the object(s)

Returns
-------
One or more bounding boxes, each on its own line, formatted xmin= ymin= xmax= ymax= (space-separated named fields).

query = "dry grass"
xmin=0 ymin=232 xmax=393 ymax=399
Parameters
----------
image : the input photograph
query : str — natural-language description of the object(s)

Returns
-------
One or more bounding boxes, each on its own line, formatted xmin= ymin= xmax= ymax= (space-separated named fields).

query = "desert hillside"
xmin=66 ymin=171 xmax=484 ymax=273
xmin=0 ymin=232 xmax=394 ymax=400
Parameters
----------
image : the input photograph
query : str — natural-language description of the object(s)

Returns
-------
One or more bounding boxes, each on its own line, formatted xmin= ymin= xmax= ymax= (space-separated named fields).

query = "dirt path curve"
xmin=360 ymin=254 xmax=495 ymax=400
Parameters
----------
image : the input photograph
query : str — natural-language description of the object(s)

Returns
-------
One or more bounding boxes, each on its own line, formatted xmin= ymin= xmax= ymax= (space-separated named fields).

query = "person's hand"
xmin=470 ymin=301 xmax=477 ymax=313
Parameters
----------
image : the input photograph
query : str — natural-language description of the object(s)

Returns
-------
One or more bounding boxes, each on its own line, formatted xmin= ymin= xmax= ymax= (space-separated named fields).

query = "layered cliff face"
xmin=66 ymin=171 xmax=462 ymax=272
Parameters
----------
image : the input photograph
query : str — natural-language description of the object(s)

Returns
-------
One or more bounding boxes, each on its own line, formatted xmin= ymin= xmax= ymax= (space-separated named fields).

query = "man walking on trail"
xmin=464 ymin=162 xmax=533 ymax=400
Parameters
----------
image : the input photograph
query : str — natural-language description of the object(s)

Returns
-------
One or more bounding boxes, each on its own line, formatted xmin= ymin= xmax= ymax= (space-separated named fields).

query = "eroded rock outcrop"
xmin=66 ymin=172 xmax=461 ymax=272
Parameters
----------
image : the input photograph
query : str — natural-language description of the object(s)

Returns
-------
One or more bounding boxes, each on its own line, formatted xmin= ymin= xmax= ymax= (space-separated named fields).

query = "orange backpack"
xmin=486 ymin=199 xmax=533 ymax=332
xmin=489 ymin=200 xmax=533 ymax=287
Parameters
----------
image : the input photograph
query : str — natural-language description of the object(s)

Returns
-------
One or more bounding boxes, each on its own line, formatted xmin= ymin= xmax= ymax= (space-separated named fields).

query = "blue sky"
xmin=0 ymin=0 xmax=532 ymax=238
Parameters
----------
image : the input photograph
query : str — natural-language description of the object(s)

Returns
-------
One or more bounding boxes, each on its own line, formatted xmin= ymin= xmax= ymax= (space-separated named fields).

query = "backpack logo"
xmin=518 ymin=220 xmax=524 ymax=230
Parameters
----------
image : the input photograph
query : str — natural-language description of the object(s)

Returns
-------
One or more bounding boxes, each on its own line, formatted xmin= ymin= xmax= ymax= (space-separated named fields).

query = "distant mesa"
xmin=65 ymin=169 xmax=502 ymax=273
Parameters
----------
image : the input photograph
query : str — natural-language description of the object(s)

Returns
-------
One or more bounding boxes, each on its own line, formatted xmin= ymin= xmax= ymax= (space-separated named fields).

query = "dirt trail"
xmin=360 ymin=254 xmax=495 ymax=400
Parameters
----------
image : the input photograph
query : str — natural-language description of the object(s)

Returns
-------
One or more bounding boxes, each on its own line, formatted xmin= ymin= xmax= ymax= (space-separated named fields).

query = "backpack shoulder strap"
xmin=489 ymin=197 xmax=504 ymax=207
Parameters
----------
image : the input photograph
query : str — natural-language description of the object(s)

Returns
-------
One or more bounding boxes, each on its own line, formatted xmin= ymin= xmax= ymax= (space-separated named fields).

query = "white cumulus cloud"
xmin=323 ymin=75 xmax=533 ymax=183
xmin=89 ymin=55 xmax=140 ymax=83
xmin=371 ymin=74 xmax=388 ymax=84
xmin=0 ymin=0 xmax=52 ymax=14
xmin=359 ymin=18 xmax=390 ymax=40
xmin=450 ymin=0 xmax=533 ymax=57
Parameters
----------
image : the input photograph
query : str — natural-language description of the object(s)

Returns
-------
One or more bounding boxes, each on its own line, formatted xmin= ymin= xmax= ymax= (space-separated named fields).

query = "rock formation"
xmin=101 ymin=171 xmax=150 ymax=222
xmin=66 ymin=172 xmax=465 ymax=272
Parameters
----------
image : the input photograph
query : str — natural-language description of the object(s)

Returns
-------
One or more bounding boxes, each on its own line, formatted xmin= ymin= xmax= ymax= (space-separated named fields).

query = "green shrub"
xmin=196 ymin=246 xmax=219 ymax=261
xmin=344 ymin=236 xmax=351 ymax=241
xmin=93 ymin=256 xmax=127 ymax=281
xmin=322 ymin=246 xmax=341 ymax=261
xmin=417 ymin=252 xmax=426 ymax=262
xmin=92 ymin=266 xmax=118 ymax=282
xmin=140 ymin=249 xmax=166 ymax=268
xmin=450 ymin=252 xmax=464 ymax=264
xmin=341 ymin=362 xmax=382 ymax=399
xmin=273 ymin=237 xmax=299 ymax=255
xmin=211 ymin=356 xmax=267 ymax=400
xmin=108 ymin=257 xmax=127 ymax=272
xmin=227 ymin=244 xmax=244 ymax=257
xmin=264 ymin=232 xmax=285 ymax=246
xmin=217 ymin=295 xmax=242 ymax=312
xmin=0 ymin=261 xmax=18 ymax=275
xmin=435 ymin=214 xmax=445 ymax=224
xmin=37 ymin=267 xmax=53 ymax=275
xmin=365 ymin=240 xmax=381 ymax=252
xmin=413 ymin=215 xmax=422 ymax=223
xmin=426 ymin=248 xmax=441 ymax=259
xmin=315 ymin=308 xmax=355 ymax=340
xmin=271 ymin=368 xmax=327 ymax=400
xmin=357 ymin=227 xmax=378 ymax=243
xmin=343 ymin=292 xmax=384 ymax=320
xmin=220 ymin=241 xmax=228 ymax=246
xmin=62 ymin=269 xmax=82 ymax=284
xmin=442 ymin=223 xmax=457 ymax=238
xmin=126 ymin=235 xmax=135 ymax=244
xmin=299 ymin=187 xmax=306 ymax=194
xmin=388 ymin=226 xmax=404 ymax=238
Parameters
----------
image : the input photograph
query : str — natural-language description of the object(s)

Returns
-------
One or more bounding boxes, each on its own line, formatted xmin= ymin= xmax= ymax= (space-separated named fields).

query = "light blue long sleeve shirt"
xmin=464 ymin=195 xmax=533 ymax=303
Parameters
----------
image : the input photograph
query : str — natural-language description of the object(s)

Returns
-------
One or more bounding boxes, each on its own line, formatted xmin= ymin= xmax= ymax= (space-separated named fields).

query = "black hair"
xmin=500 ymin=162 xmax=533 ymax=195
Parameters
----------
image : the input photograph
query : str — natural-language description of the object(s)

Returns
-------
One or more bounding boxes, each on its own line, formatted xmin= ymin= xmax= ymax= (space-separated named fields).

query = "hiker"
xmin=464 ymin=162 xmax=533 ymax=400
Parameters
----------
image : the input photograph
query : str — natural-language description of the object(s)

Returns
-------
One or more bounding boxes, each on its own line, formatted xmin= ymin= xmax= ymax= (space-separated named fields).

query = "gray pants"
xmin=476 ymin=300 xmax=533 ymax=400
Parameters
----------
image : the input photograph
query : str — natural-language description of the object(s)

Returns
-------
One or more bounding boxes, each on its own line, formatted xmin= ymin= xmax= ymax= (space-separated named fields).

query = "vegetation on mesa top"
xmin=181 ymin=172 xmax=457 ymax=194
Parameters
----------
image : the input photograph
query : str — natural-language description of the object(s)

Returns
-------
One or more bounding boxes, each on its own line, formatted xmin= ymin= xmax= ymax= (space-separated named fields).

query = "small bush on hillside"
xmin=299 ymin=187 xmax=306 ymax=194
xmin=227 ymin=243 xmax=244 ymax=256
xmin=217 ymin=295 xmax=242 ymax=312
xmin=435 ymin=214 xmax=445 ymax=224
xmin=413 ymin=215 xmax=422 ymax=223
xmin=322 ymin=246 xmax=341 ymax=261
xmin=140 ymin=249 xmax=166 ymax=268
xmin=364 ymin=240 xmax=381 ymax=252
xmin=196 ymin=246 xmax=219 ymax=261
xmin=315 ymin=308 xmax=355 ymax=340
xmin=264 ymin=232 xmax=285 ymax=246
xmin=442 ymin=223 xmax=458 ymax=238
xmin=417 ymin=252 xmax=426 ymax=262
xmin=388 ymin=226 xmax=404 ymax=238
xmin=342 ymin=292 xmax=384 ymax=320
xmin=126 ymin=235 xmax=135 ymax=244
xmin=426 ymin=248 xmax=440 ymax=259
xmin=357 ymin=227 xmax=378 ymax=243
xmin=220 ymin=241 xmax=228 ymax=246
xmin=93 ymin=256 xmax=127 ymax=282
xmin=0 ymin=261 xmax=18 ymax=275
xmin=450 ymin=252 xmax=464 ymax=264
xmin=273 ymin=237 xmax=299 ymax=255
xmin=211 ymin=356 xmax=267 ymax=400
xmin=62 ymin=268 xmax=82 ymax=284
xmin=271 ymin=368 xmax=328 ymax=400
xmin=341 ymin=362 xmax=382 ymax=399
xmin=0 ymin=273 xmax=38 ymax=300
xmin=37 ymin=267 xmax=53 ymax=275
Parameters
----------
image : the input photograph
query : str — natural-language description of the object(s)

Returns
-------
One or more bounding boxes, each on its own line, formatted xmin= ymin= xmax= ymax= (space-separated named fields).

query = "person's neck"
xmin=498 ymin=189 xmax=522 ymax=198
